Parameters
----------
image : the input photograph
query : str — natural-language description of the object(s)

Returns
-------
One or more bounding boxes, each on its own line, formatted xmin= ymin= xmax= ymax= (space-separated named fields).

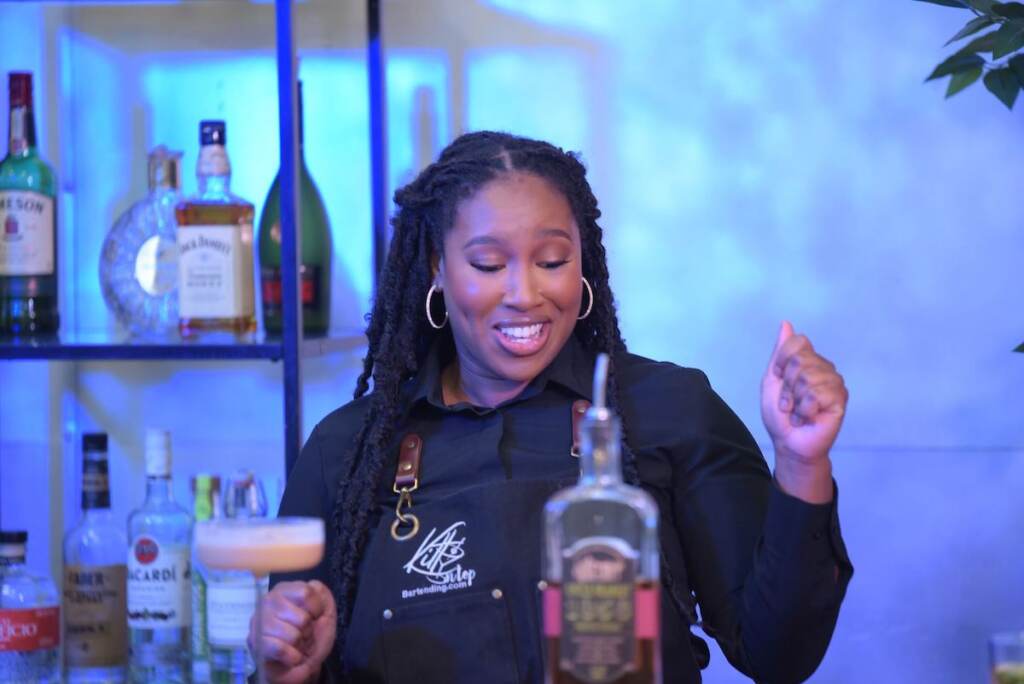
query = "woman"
xmin=256 ymin=131 xmax=852 ymax=684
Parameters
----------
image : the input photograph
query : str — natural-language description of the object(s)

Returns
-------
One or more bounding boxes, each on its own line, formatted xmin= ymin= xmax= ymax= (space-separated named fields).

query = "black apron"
xmin=339 ymin=431 xmax=704 ymax=683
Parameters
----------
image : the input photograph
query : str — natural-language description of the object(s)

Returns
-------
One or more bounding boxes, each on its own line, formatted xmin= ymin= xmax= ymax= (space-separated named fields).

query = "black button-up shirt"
xmin=278 ymin=334 xmax=853 ymax=683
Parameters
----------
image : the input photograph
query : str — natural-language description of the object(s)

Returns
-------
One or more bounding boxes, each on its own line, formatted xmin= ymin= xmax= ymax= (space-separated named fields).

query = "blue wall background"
xmin=1 ymin=1 xmax=1022 ymax=682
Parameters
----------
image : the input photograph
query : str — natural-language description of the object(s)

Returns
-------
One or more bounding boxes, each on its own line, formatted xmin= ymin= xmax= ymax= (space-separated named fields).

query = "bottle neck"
xmin=198 ymin=173 xmax=231 ymax=196
xmin=196 ymin=143 xmax=231 ymax=196
xmin=578 ymin=412 xmax=624 ymax=487
xmin=145 ymin=475 xmax=174 ymax=503
xmin=8 ymin=103 xmax=37 ymax=157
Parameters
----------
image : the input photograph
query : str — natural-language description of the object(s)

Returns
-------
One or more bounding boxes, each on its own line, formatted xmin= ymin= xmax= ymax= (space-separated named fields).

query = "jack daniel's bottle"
xmin=543 ymin=354 xmax=661 ymax=684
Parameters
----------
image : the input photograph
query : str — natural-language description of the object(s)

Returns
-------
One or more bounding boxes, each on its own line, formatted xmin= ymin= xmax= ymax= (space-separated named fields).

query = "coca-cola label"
xmin=127 ymin=537 xmax=190 ymax=628
xmin=0 ymin=607 xmax=60 ymax=652
xmin=0 ymin=190 xmax=55 ymax=276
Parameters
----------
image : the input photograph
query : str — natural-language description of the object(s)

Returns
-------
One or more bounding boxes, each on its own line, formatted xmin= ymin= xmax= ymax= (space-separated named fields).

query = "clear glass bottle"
xmin=0 ymin=71 xmax=59 ymax=337
xmin=0 ymin=531 xmax=60 ymax=682
xmin=63 ymin=433 xmax=129 ymax=682
xmin=126 ymin=429 xmax=192 ymax=684
xmin=190 ymin=474 xmax=220 ymax=684
xmin=207 ymin=472 xmax=267 ymax=683
xmin=99 ymin=147 xmax=183 ymax=338
xmin=543 ymin=355 xmax=662 ymax=684
xmin=175 ymin=120 xmax=256 ymax=340
xmin=257 ymin=81 xmax=332 ymax=337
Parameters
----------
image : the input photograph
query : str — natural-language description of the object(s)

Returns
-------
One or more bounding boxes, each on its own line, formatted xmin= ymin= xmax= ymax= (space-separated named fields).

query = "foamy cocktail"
xmin=195 ymin=517 xmax=325 ymax=577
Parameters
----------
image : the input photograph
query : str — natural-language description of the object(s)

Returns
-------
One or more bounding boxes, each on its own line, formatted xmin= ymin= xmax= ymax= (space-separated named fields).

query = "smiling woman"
xmin=260 ymin=131 xmax=852 ymax=684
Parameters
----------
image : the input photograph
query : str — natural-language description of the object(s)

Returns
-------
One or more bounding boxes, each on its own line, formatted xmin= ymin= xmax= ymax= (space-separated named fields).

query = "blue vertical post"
xmin=368 ymin=0 xmax=389 ymax=279
xmin=276 ymin=0 xmax=302 ymax=477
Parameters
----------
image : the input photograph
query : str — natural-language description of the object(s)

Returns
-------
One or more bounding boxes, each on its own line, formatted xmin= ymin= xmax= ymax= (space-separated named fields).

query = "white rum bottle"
xmin=126 ymin=429 xmax=192 ymax=683
xmin=542 ymin=354 xmax=661 ymax=684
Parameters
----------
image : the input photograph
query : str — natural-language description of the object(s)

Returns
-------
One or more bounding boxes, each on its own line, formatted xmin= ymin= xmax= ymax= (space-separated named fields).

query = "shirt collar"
xmin=407 ymin=332 xmax=595 ymax=412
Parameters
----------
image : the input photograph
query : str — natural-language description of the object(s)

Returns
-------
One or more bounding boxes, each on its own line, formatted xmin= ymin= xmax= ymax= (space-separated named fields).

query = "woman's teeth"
xmin=499 ymin=323 xmax=543 ymax=340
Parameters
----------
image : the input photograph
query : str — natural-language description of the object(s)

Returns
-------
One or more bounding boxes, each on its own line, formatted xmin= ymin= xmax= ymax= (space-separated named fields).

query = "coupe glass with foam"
xmin=195 ymin=517 xmax=324 ymax=683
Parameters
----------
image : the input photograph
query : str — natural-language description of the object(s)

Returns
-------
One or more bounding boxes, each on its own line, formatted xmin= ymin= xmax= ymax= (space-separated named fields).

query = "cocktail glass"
xmin=195 ymin=517 xmax=325 ymax=684
xmin=990 ymin=632 xmax=1024 ymax=684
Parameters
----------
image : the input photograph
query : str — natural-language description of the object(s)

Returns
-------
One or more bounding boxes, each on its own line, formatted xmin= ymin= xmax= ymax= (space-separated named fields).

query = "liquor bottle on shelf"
xmin=63 ymin=433 xmax=129 ymax=682
xmin=127 ymin=429 xmax=192 ymax=683
xmin=207 ymin=471 xmax=267 ymax=683
xmin=190 ymin=473 xmax=220 ymax=683
xmin=99 ymin=146 xmax=183 ymax=338
xmin=0 ymin=71 xmax=59 ymax=337
xmin=257 ymin=81 xmax=332 ymax=337
xmin=542 ymin=354 xmax=661 ymax=684
xmin=0 ymin=531 xmax=60 ymax=682
xmin=175 ymin=120 xmax=256 ymax=340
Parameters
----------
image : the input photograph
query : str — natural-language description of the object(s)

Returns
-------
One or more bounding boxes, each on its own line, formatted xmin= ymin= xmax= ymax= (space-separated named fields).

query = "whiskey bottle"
xmin=542 ymin=354 xmax=662 ymax=684
xmin=0 ymin=71 xmax=59 ymax=337
xmin=257 ymin=81 xmax=332 ymax=337
xmin=175 ymin=120 xmax=256 ymax=339
xmin=63 ymin=433 xmax=129 ymax=682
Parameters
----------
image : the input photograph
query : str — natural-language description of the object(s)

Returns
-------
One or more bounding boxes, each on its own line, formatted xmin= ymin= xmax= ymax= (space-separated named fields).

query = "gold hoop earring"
xmin=425 ymin=285 xmax=448 ymax=329
xmin=578 ymin=277 xmax=593 ymax=320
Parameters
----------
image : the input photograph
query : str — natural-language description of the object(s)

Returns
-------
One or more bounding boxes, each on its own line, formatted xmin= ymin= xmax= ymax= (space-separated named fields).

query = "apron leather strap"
xmin=570 ymin=400 xmax=591 ymax=458
xmin=391 ymin=434 xmax=423 ymax=541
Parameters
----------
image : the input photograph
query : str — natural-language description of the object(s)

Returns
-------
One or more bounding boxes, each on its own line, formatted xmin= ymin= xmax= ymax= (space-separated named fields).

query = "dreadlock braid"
xmin=328 ymin=131 xmax=693 ymax=673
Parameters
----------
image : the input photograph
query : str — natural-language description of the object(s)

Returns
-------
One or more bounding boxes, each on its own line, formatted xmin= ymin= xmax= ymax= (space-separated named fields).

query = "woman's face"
xmin=435 ymin=172 xmax=583 ymax=396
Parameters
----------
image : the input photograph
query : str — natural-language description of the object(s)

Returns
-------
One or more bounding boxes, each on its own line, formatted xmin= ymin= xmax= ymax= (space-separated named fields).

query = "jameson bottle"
xmin=175 ymin=120 xmax=256 ymax=339
xmin=542 ymin=355 xmax=661 ymax=684
xmin=127 ymin=429 xmax=192 ymax=683
xmin=257 ymin=81 xmax=332 ymax=336
xmin=0 ymin=71 xmax=59 ymax=337
xmin=63 ymin=433 xmax=129 ymax=682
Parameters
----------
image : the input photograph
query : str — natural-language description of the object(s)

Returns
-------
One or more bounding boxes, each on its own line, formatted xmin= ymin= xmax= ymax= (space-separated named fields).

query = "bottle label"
xmin=63 ymin=564 xmax=128 ymax=667
xmin=0 ymin=606 xmax=60 ymax=652
xmin=177 ymin=223 xmax=254 ymax=320
xmin=206 ymin=573 xmax=257 ymax=647
xmin=134 ymin=235 xmax=178 ymax=296
xmin=557 ymin=538 xmax=641 ymax=684
xmin=0 ymin=190 xmax=55 ymax=276
xmin=127 ymin=537 xmax=191 ymax=628
xmin=260 ymin=265 xmax=321 ymax=308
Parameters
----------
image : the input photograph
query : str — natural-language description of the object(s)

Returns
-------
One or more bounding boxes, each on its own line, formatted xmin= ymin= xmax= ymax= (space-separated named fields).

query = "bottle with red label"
xmin=542 ymin=355 xmax=662 ymax=684
xmin=0 ymin=530 xmax=60 ymax=682
xmin=126 ymin=429 xmax=192 ymax=683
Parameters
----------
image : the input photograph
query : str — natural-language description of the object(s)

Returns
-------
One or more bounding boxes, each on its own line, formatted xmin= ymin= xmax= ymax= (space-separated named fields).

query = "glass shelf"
xmin=0 ymin=328 xmax=365 ymax=362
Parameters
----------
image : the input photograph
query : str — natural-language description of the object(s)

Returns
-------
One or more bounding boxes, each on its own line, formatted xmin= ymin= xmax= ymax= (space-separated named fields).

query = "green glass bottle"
xmin=258 ymin=82 xmax=332 ymax=337
xmin=0 ymin=71 xmax=59 ymax=337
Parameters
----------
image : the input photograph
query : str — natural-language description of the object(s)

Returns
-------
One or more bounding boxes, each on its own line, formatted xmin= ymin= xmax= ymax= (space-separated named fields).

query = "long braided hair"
xmin=329 ymin=131 xmax=692 ymax=671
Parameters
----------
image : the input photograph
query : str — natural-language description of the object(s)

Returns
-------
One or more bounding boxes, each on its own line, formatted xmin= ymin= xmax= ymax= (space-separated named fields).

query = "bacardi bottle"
xmin=542 ymin=354 xmax=661 ymax=684
xmin=175 ymin=120 xmax=256 ymax=339
xmin=0 ymin=531 xmax=60 ymax=682
xmin=63 ymin=433 xmax=129 ymax=682
xmin=0 ymin=71 xmax=59 ymax=337
xmin=127 ymin=429 xmax=192 ymax=683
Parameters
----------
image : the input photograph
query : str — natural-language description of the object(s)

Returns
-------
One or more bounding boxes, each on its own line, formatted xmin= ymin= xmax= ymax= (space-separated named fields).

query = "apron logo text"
xmin=401 ymin=521 xmax=477 ymax=599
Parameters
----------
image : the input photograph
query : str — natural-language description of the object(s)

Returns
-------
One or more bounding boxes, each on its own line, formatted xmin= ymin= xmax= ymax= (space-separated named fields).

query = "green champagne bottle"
xmin=0 ymin=71 xmax=59 ymax=336
xmin=258 ymin=82 xmax=332 ymax=336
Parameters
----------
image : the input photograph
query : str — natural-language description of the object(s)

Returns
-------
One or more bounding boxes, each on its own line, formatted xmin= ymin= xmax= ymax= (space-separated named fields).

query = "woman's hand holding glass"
xmin=251 ymin=580 xmax=337 ymax=684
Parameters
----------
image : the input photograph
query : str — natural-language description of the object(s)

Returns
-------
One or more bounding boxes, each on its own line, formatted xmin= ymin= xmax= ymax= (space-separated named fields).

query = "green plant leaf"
xmin=983 ymin=66 xmax=1021 ymax=106
xmin=926 ymin=52 xmax=986 ymax=80
xmin=956 ymin=29 xmax=1000 ymax=54
xmin=1015 ymin=340 xmax=1024 ymax=352
xmin=946 ymin=66 xmax=984 ymax=95
xmin=968 ymin=0 xmax=996 ymax=12
xmin=1009 ymin=54 xmax=1024 ymax=83
xmin=946 ymin=16 xmax=997 ymax=44
xmin=993 ymin=21 xmax=1024 ymax=57
xmin=912 ymin=0 xmax=969 ymax=6
xmin=992 ymin=1 xmax=1024 ymax=17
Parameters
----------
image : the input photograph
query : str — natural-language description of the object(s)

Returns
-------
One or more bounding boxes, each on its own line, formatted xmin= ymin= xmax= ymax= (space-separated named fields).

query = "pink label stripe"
xmin=634 ymin=586 xmax=659 ymax=639
xmin=543 ymin=586 xmax=562 ymax=637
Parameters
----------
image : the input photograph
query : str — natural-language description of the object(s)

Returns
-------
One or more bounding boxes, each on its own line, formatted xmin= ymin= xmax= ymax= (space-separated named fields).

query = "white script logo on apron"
xmin=400 ymin=521 xmax=477 ymax=599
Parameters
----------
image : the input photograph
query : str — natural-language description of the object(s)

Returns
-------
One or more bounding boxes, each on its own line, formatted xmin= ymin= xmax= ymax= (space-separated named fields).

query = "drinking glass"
xmin=195 ymin=517 xmax=325 ymax=684
xmin=990 ymin=632 xmax=1024 ymax=684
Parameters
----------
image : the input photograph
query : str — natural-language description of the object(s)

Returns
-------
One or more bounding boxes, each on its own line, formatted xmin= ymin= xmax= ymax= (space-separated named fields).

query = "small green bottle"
xmin=257 ymin=81 xmax=332 ymax=337
xmin=0 ymin=71 xmax=59 ymax=337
